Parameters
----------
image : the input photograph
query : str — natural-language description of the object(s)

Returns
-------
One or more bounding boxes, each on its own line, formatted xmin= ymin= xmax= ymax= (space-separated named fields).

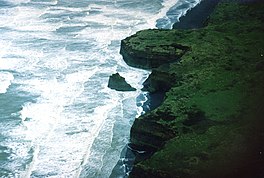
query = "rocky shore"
xmin=120 ymin=1 xmax=264 ymax=178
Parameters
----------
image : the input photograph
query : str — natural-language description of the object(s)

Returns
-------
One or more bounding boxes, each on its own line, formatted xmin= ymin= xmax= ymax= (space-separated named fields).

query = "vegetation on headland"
xmin=120 ymin=2 xmax=264 ymax=178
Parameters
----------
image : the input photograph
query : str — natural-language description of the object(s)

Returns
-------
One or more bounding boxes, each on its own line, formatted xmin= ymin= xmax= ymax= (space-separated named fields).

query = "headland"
xmin=119 ymin=1 xmax=264 ymax=177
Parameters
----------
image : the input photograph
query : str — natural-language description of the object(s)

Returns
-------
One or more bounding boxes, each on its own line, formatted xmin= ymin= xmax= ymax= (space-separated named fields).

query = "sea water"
xmin=0 ymin=0 xmax=200 ymax=177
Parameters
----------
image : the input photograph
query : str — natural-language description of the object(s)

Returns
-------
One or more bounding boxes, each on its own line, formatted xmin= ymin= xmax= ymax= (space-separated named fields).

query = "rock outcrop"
xmin=108 ymin=73 xmax=136 ymax=91
xmin=142 ymin=69 xmax=178 ymax=93
xmin=120 ymin=29 xmax=190 ymax=69
xmin=120 ymin=1 xmax=264 ymax=178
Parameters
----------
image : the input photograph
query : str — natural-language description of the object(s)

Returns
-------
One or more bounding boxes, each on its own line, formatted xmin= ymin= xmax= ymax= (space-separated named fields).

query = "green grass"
xmin=129 ymin=2 xmax=264 ymax=178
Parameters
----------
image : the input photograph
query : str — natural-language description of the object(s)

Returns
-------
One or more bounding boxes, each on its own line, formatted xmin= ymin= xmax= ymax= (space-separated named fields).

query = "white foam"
xmin=0 ymin=6 xmax=58 ymax=33
xmin=170 ymin=0 xmax=201 ymax=28
xmin=76 ymin=100 xmax=119 ymax=177
xmin=0 ymin=72 xmax=14 ymax=94
xmin=0 ymin=32 xmax=50 ymax=75
xmin=7 ymin=0 xmax=31 ymax=5
xmin=30 ymin=0 xmax=58 ymax=6
xmin=147 ymin=0 xmax=180 ymax=28
xmin=16 ymin=68 xmax=99 ymax=176
xmin=49 ymin=5 xmax=91 ymax=13
xmin=19 ymin=67 xmax=98 ymax=118
xmin=0 ymin=0 xmax=184 ymax=177
xmin=6 ymin=0 xmax=57 ymax=5
xmin=178 ymin=0 xmax=201 ymax=20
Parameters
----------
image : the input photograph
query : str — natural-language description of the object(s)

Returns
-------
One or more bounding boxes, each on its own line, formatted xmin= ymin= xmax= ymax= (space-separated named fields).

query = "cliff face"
xmin=121 ymin=2 xmax=264 ymax=178
xmin=120 ymin=30 xmax=190 ymax=69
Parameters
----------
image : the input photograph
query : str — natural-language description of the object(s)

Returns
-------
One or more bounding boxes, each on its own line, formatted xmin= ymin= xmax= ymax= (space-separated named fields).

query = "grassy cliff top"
xmin=129 ymin=2 xmax=264 ymax=178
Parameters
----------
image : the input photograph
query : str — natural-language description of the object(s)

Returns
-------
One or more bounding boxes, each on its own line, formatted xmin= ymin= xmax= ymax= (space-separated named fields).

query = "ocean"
xmin=0 ymin=0 xmax=200 ymax=177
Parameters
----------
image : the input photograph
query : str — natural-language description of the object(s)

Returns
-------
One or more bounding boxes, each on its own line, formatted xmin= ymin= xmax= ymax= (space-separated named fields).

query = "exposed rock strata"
xmin=142 ymin=69 xmax=178 ymax=93
xmin=120 ymin=1 xmax=264 ymax=178
xmin=120 ymin=29 xmax=190 ymax=69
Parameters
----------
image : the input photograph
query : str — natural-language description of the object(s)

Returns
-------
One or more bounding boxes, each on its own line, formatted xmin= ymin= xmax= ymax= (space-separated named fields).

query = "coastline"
xmin=173 ymin=0 xmax=220 ymax=29
xmin=109 ymin=1 xmax=214 ymax=177
xmin=119 ymin=0 xmax=264 ymax=177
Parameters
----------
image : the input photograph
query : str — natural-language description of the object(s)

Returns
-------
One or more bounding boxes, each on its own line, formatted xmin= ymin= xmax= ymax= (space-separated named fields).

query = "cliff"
xmin=120 ymin=1 xmax=264 ymax=178
xmin=120 ymin=30 xmax=190 ymax=69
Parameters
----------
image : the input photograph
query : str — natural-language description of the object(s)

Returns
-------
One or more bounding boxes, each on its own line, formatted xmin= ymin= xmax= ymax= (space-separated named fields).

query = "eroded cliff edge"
xmin=120 ymin=2 xmax=264 ymax=178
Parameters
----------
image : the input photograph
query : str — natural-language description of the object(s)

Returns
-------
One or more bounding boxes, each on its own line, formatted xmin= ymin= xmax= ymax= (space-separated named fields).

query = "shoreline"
xmin=120 ymin=0 xmax=264 ymax=177
xmin=141 ymin=0 xmax=221 ymax=119
xmin=129 ymin=0 xmax=222 ymax=113
xmin=109 ymin=1 xmax=215 ymax=176
xmin=173 ymin=0 xmax=220 ymax=29
xmin=111 ymin=0 xmax=222 ymax=177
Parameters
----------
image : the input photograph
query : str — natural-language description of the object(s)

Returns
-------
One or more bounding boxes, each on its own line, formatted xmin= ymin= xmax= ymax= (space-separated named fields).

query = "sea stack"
xmin=108 ymin=73 xmax=136 ymax=91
